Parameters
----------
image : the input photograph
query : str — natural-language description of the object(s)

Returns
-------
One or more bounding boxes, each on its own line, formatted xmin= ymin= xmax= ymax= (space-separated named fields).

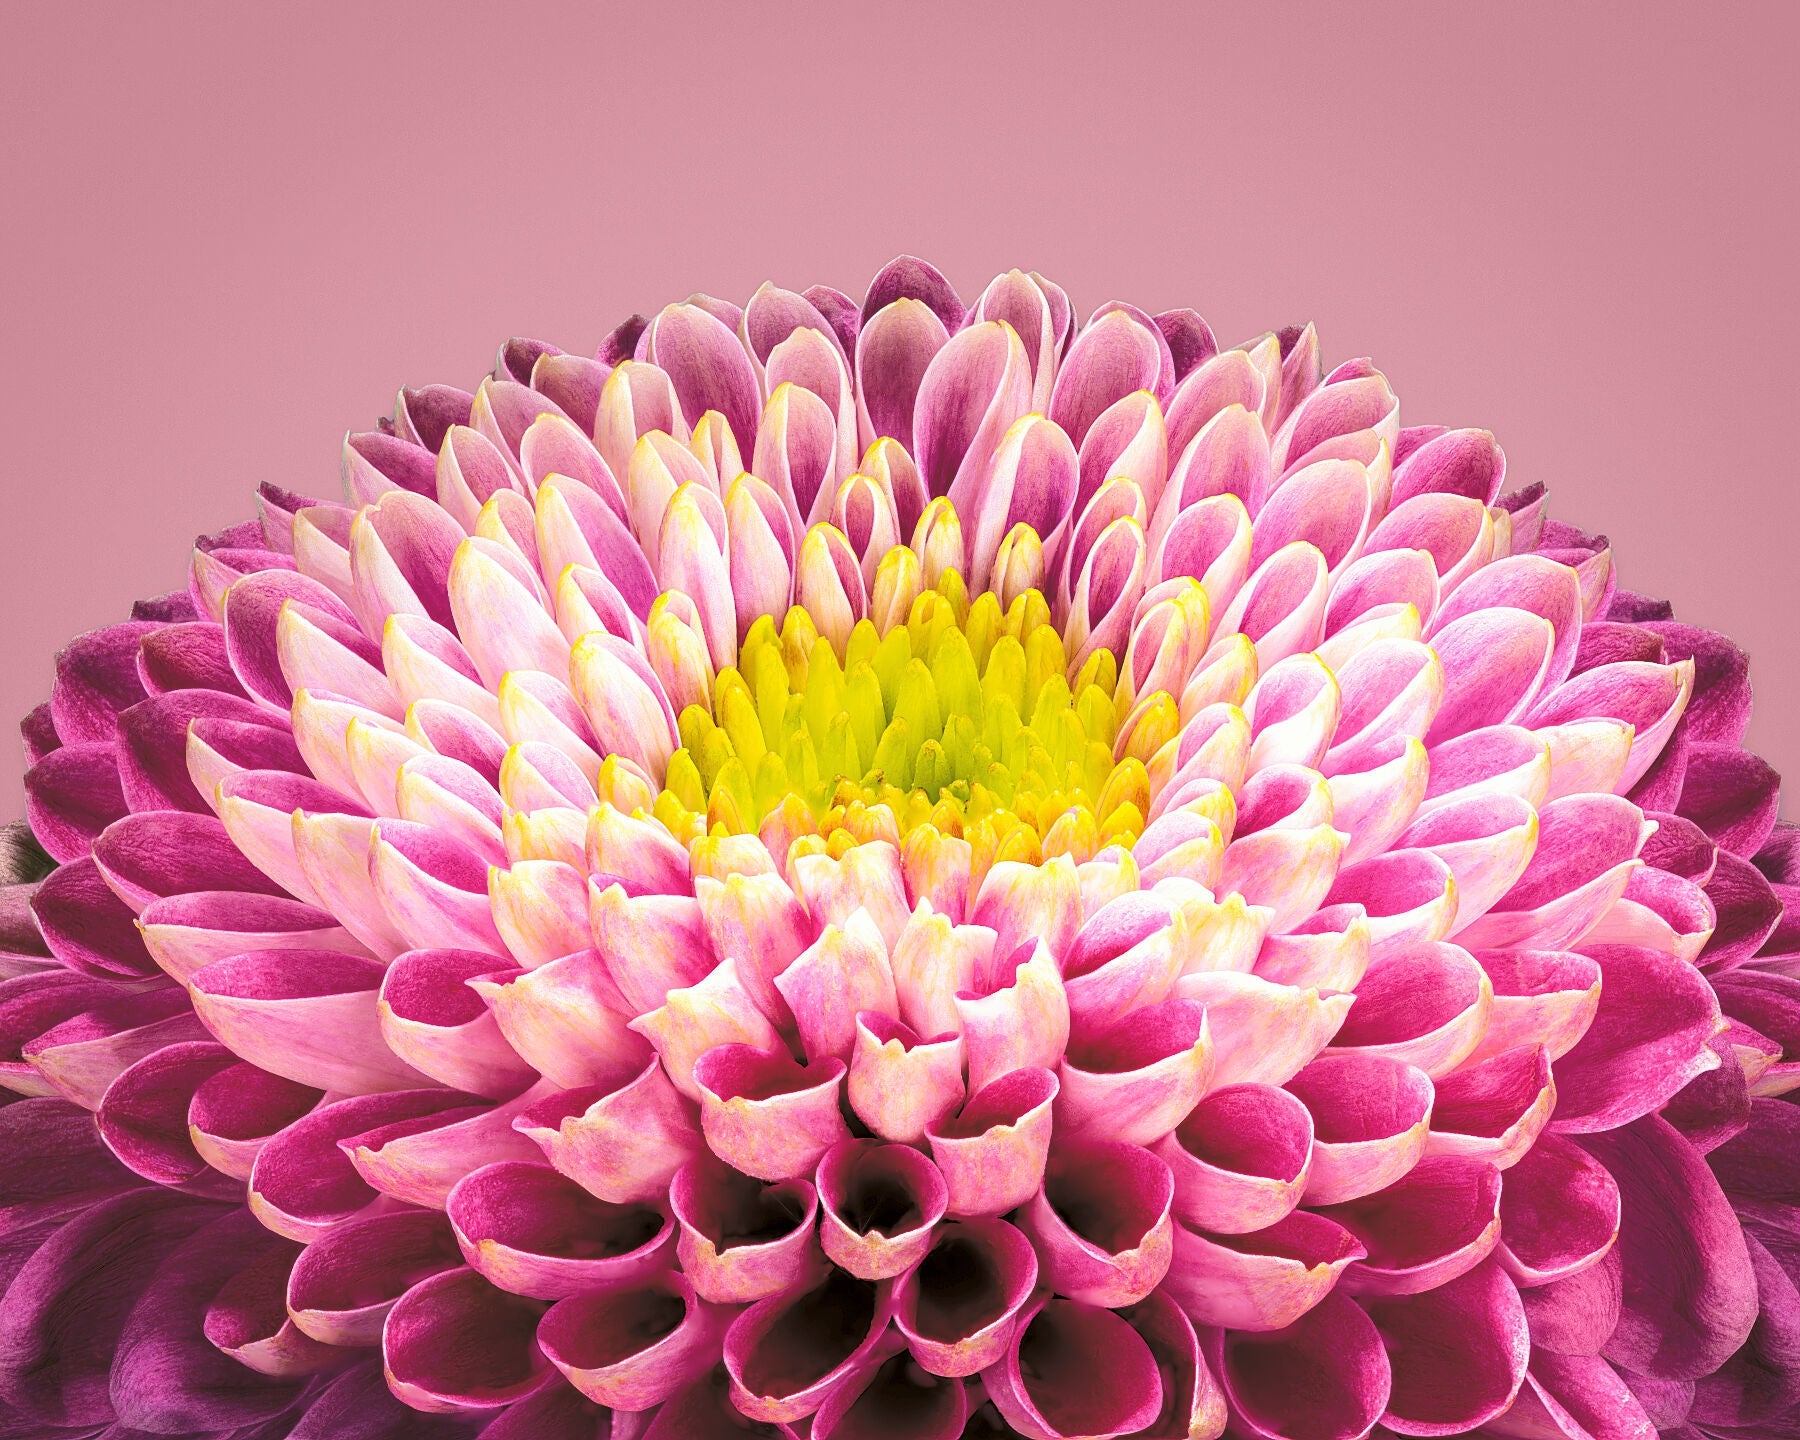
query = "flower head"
xmin=5 ymin=256 xmax=1799 ymax=1439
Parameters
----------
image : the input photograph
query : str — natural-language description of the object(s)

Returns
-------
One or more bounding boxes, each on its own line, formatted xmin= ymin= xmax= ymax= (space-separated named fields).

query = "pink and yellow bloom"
xmin=3 ymin=255 xmax=1798 ymax=1439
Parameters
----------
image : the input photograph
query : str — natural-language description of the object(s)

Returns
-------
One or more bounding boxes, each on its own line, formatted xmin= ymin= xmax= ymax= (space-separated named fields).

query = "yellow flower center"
xmin=654 ymin=573 xmax=1175 ymax=868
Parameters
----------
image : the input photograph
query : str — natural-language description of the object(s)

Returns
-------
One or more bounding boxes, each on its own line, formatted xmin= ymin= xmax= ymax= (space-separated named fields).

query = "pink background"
xmin=2 ymin=3 xmax=1796 ymax=818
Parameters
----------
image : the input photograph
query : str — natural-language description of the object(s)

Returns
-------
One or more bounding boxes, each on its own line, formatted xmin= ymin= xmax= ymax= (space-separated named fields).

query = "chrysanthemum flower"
xmin=3 ymin=255 xmax=1798 ymax=1440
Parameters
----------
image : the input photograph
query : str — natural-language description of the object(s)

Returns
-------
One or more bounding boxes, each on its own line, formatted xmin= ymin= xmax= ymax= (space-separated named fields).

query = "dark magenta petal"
xmin=1359 ymin=1258 xmax=1529 ymax=1434
xmin=383 ymin=1266 xmax=554 ymax=1413
xmin=1209 ymin=1287 xmax=1391 ymax=1440
xmin=1497 ymin=1131 xmax=1620 ymax=1287
xmin=1709 ymin=1095 xmax=1800 ymax=1203
xmin=1699 ymin=849 xmax=1783 ymax=971
xmin=21 ymin=743 xmax=127 ymax=864
xmin=113 ymin=1207 xmax=313 ymax=1430
xmin=97 ymin=1038 xmax=239 ymax=1184
xmin=861 ymin=256 xmax=966 ymax=333
xmin=1755 ymin=820 xmax=1800 ymax=885
xmin=447 ymin=1159 xmax=673 ymax=1300
xmin=1676 ymin=742 xmax=1780 ymax=859
xmin=1686 ymin=1225 xmax=1800 ymax=1429
xmin=1578 ymin=1115 xmax=1757 ymax=1380
xmin=982 ymin=1293 xmax=1164 ymax=1440
xmin=49 ymin=621 xmax=159 ymax=744
xmin=1646 ymin=622 xmax=1752 ymax=745
xmin=93 ymin=811 xmax=287 ymax=912
xmin=1643 ymin=809 xmax=1719 ymax=883
xmin=474 ymin=1379 xmax=611 ymax=1438
xmin=0 ymin=1185 xmax=226 ymax=1426
xmin=1518 ymin=1244 xmax=1622 ymax=1356
xmin=1572 ymin=621 xmax=1666 ymax=673
xmin=30 ymin=856 xmax=160 ymax=977
xmin=1155 ymin=308 xmax=1219 ymax=381
xmin=286 ymin=1209 xmax=464 ymax=1347
xmin=0 ymin=1095 xmax=143 ymax=1234
xmin=1549 ymin=943 xmax=1723 ymax=1132
xmin=1318 ymin=1155 xmax=1503 ymax=1296
xmin=188 ymin=1058 xmax=324 ymax=1181
xmin=18 ymin=703 xmax=60 ymax=767
xmin=1506 ymin=1350 xmax=1658 ymax=1439
xmin=289 ymin=1356 xmax=482 ymax=1440
xmin=248 ymin=1088 xmax=474 ymax=1241
xmin=116 ymin=689 xmax=288 ymax=814
xmin=137 ymin=618 xmax=246 ymax=696
xmin=1712 ymin=970 xmax=1800 ymax=1082
xmin=1662 ymin=1031 xmax=1752 ymax=1154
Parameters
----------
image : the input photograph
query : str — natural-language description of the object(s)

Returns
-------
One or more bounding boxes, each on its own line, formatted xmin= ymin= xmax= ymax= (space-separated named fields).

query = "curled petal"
xmin=670 ymin=1150 xmax=820 ymax=1303
xmin=249 ymin=1088 xmax=471 ymax=1241
xmin=983 ymin=1293 xmax=1164 ymax=1440
xmin=1208 ymin=1288 xmax=1392 ymax=1440
xmin=190 ymin=948 xmax=433 ymax=1094
xmin=287 ymin=1209 xmax=463 ymax=1347
xmin=629 ymin=956 xmax=783 ymax=1100
xmin=1016 ymin=1138 xmax=1174 ymax=1306
xmin=1362 ymin=1259 xmax=1529 ymax=1436
xmin=1467 ymin=948 xmax=1603 ymax=1064
xmin=693 ymin=1044 xmax=850 ymax=1182
xmin=1157 ymin=1082 xmax=1313 ymax=1235
xmin=471 ymin=949 xmax=649 ymax=1090
xmin=1495 ymin=1130 xmax=1621 ymax=1288
xmin=1058 ymin=996 xmax=1213 ymax=1144
xmin=894 ymin=1216 xmax=1039 ymax=1379
xmin=926 ymin=1066 xmax=1059 ymax=1217
xmin=382 ymin=1266 xmax=553 ymax=1413
xmin=1328 ymin=940 xmax=1493 ymax=1077
xmin=538 ymin=1271 xmax=729 ymax=1413
xmin=1174 ymin=971 xmax=1351 ymax=1088
xmin=1287 ymin=1051 xmax=1434 ymax=1205
xmin=1317 ymin=1154 xmax=1503 ymax=1295
xmin=1426 ymin=1043 xmax=1557 ymax=1169
xmin=1164 ymin=1208 xmax=1367 ymax=1332
xmin=513 ymin=1059 xmax=702 ymax=1204
xmin=817 ymin=1136 xmax=949 ymax=1280
xmin=725 ymin=1266 xmax=894 ymax=1423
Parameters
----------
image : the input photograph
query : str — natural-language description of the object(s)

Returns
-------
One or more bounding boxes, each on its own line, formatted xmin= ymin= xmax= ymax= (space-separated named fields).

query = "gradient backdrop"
xmin=3 ymin=3 xmax=1796 ymax=818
